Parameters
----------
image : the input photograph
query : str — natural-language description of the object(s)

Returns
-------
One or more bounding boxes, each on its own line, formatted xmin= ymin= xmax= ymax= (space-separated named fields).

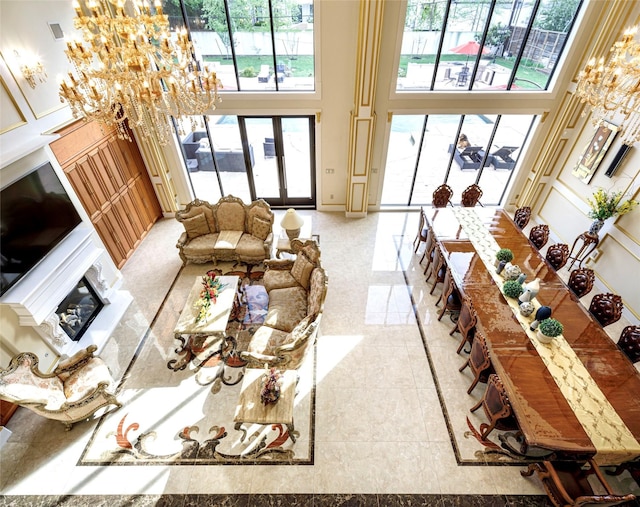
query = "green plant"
xmin=496 ymin=248 xmax=514 ymax=263
xmin=538 ymin=318 xmax=564 ymax=337
xmin=587 ymin=188 xmax=638 ymax=220
xmin=241 ymin=66 xmax=257 ymax=78
xmin=503 ymin=280 xmax=523 ymax=299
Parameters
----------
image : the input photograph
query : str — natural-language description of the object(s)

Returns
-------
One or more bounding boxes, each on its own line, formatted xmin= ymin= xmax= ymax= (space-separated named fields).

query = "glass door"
xmin=243 ymin=116 xmax=315 ymax=208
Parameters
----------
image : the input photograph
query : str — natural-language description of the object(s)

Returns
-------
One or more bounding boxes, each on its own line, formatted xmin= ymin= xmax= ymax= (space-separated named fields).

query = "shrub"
xmin=503 ymin=280 xmax=523 ymax=298
xmin=496 ymin=248 xmax=514 ymax=263
xmin=241 ymin=67 xmax=257 ymax=78
xmin=539 ymin=318 xmax=563 ymax=337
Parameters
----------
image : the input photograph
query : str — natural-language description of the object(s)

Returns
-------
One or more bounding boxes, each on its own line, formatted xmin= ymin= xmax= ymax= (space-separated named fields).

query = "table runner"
xmin=450 ymin=207 xmax=640 ymax=465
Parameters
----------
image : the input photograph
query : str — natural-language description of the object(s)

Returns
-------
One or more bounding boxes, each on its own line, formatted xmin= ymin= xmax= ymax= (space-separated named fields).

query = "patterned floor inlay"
xmin=79 ymin=262 xmax=315 ymax=466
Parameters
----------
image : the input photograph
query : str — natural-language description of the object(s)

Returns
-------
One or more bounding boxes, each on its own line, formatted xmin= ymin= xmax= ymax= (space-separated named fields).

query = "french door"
xmin=182 ymin=115 xmax=316 ymax=209
xmin=242 ymin=116 xmax=315 ymax=208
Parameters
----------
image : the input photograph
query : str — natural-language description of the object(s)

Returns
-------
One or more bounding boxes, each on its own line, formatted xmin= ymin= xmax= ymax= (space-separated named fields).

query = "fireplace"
xmin=56 ymin=277 xmax=104 ymax=342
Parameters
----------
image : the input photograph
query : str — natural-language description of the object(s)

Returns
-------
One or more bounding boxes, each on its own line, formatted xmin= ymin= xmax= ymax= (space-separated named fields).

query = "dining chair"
xmin=450 ymin=295 xmax=477 ymax=354
xmin=426 ymin=243 xmax=446 ymax=295
xmin=421 ymin=226 xmax=437 ymax=273
xmin=459 ymin=332 xmax=493 ymax=394
xmin=460 ymin=183 xmax=483 ymax=207
xmin=589 ymin=293 xmax=624 ymax=328
xmin=545 ymin=243 xmax=569 ymax=270
xmin=436 ymin=266 xmax=462 ymax=321
xmin=567 ymin=267 xmax=595 ymax=298
xmin=617 ymin=325 xmax=640 ymax=363
xmin=432 ymin=184 xmax=454 ymax=208
xmin=513 ymin=206 xmax=531 ymax=229
xmin=413 ymin=206 xmax=428 ymax=254
xmin=529 ymin=224 xmax=549 ymax=250
xmin=469 ymin=373 xmax=519 ymax=441
xmin=521 ymin=459 xmax=636 ymax=507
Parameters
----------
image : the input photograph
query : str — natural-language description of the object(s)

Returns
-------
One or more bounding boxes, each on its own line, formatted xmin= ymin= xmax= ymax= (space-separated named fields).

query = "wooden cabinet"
xmin=51 ymin=121 xmax=162 ymax=268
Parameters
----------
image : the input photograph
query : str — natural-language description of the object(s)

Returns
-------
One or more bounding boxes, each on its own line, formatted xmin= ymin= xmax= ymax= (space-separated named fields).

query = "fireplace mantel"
xmin=0 ymin=225 xmax=132 ymax=358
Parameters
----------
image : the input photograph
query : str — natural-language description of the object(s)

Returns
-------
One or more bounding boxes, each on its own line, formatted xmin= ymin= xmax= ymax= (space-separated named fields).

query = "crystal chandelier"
xmin=59 ymin=0 xmax=221 ymax=145
xmin=575 ymin=26 xmax=640 ymax=146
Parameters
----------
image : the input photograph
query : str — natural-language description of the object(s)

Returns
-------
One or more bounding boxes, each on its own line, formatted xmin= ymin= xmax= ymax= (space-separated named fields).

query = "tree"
xmin=534 ymin=0 xmax=580 ymax=32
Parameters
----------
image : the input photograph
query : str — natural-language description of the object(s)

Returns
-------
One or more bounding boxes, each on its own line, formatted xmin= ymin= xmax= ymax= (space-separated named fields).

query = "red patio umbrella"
xmin=449 ymin=41 xmax=489 ymax=65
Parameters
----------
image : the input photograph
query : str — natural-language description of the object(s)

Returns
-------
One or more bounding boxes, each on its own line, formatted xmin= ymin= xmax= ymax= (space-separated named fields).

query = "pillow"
xmin=199 ymin=138 xmax=210 ymax=149
xmin=183 ymin=213 xmax=210 ymax=239
xmin=284 ymin=314 xmax=316 ymax=345
xmin=291 ymin=254 xmax=314 ymax=289
xmin=252 ymin=216 xmax=271 ymax=241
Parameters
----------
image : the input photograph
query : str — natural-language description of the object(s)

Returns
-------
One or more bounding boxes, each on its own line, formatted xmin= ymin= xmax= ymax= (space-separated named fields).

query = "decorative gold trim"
xmin=0 ymin=75 xmax=26 ymax=134
xmin=543 ymin=138 xmax=568 ymax=177
xmin=594 ymin=232 xmax=640 ymax=320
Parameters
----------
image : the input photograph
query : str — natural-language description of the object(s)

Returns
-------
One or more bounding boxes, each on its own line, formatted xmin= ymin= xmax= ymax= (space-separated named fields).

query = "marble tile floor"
xmin=1 ymin=210 xmax=638 ymax=506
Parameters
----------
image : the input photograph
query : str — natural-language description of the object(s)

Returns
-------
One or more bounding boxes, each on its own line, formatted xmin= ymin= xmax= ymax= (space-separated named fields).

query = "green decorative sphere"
xmin=503 ymin=280 xmax=523 ymax=298
xmin=538 ymin=318 xmax=563 ymax=338
xmin=496 ymin=248 xmax=514 ymax=263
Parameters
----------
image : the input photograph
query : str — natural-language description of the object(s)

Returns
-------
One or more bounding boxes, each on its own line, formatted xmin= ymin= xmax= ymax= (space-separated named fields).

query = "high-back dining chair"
xmin=521 ymin=459 xmax=636 ymax=507
xmin=589 ymin=293 xmax=624 ymax=328
xmin=617 ymin=325 xmax=640 ymax=363
xmin=513 ymin=206 xmax=531 ymax=229
xmin=460 ymin=184 xmax=483 ymax=207
xmin=450 ymin=295 xmax=477 ymax=354
xmin=459 ymin=332 xmax=493 ymax=394
xmin=469 ymin=373 xmax=519 ymax=441
xmin=545 ymin=243 xmax=569 ymax=270
xmin=568 ymin=268 xmax=595 ymax=299
xmin=426 ymin=243 xmax=446 ymax=295
xmin=432 ymin=184 xmax=453 ymax=208
xmin=413 ymin=206 xmax=428 ymax=254
xmin=436 ymin=266 xmax=462 ymax=321
xmin=529 ymin=224 xmax=549 ymax=250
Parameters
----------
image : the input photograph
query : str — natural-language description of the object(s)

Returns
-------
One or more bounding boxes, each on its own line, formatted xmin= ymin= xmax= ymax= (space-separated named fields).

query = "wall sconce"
xmin=15 ymin=50 xmax=47 ymax=88
xmin=280 ymin=209 xmax=304 ymax=240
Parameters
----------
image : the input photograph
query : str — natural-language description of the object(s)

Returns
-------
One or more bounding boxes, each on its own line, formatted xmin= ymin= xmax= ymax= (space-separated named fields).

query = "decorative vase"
xmin=536 ymin=329 xmax=555 ymax=344
xmin=589 ymin=219 xmax=605 ymax=236
xmin=519 ymin=301 xmax=535 ymax=317
xmin=524 ymin=278 xmax=541 ymax=299
xmin=518 ymin=290 xmax=532 ymax=303
xmin=503 ymin=264 xmax=522 ymax=281
xmin=496 ymin=260 xmax=507 ymax=274
xmin=530 ymin=306 xmax=552 ymax=330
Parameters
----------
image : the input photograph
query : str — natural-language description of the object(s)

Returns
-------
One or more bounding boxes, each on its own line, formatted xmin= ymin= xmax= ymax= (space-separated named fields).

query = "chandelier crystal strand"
xmin=59 ymin=0 xmax=221 ymax=145
xmin=576 ymin=25 xmax=640 ymax=145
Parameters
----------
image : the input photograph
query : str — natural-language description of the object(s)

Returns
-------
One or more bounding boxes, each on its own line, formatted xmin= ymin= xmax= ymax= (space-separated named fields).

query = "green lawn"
xmin=203 ymin=55 xmax=315 ymax=78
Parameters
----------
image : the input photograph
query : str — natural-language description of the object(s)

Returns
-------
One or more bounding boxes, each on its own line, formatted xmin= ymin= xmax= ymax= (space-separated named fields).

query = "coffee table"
xmin=234 ymin=368 xmax=299 ymax=443
xmin=168 ymin=275 xmax=240 ymax=373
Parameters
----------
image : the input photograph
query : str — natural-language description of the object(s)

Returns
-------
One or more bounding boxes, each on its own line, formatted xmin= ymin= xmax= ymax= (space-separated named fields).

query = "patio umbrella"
xmin=449 ymin=41 xmax=490 ymax=65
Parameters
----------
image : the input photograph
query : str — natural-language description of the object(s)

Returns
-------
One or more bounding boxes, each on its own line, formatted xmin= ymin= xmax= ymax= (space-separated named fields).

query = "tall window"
xmin=161 ymin=0 xmax=315 ymax=92
xmin=397 ymin=0 xmax=582 ymax=91
xmin=381 ymin=114 xmax=536 ymax=206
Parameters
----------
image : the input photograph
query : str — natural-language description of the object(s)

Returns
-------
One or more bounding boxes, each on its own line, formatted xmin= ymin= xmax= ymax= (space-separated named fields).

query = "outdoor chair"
xmin=0 ymin=345 xmax=121 ymax=430
xmin=263 ymin=137 xmax=276 ymax=158
xmin=490 ymin=146 xmax=518 ymax=170
xmin=521 ymin=459 xmax=636 ymax=507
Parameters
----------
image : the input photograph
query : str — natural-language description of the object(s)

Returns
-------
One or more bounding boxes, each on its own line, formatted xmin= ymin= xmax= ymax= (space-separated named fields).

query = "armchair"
xmin=0 ymin=345 xmax=120 ymax=430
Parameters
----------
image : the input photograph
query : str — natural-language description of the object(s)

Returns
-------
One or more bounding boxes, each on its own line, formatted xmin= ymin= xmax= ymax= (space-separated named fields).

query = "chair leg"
xmin=466 ymin=375 xmax=480 ymax=395
xmin=459 ymin=358 xmax=469 ymax=373
xmin=479 ymin=421 xmax=497 ymax=440
xmin=456 ymin=335 xmax=468 ymax=354
xmin=470 ymin=398 xmax=483 ymax=413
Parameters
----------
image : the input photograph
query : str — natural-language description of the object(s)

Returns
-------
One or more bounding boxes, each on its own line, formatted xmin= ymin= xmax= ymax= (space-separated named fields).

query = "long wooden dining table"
xmin=426 ymin=206 xmax=640 ymax=465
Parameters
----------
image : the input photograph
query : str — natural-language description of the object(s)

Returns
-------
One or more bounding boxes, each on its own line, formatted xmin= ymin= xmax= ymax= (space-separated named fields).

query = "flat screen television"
xmin=1 ymin=161 xmax=83 ymax=296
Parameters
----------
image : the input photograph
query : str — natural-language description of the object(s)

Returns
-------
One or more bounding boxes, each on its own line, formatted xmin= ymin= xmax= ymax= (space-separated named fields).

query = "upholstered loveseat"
xmin=176 ymin=195 xmax=274 ymax=265
xmin=241 ymin=239 xmax=328 ymax=370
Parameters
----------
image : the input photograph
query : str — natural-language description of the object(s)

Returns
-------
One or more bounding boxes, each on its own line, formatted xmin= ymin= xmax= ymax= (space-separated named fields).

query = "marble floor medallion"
xmin=79 ymin=262 xmax=315 ymax=466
